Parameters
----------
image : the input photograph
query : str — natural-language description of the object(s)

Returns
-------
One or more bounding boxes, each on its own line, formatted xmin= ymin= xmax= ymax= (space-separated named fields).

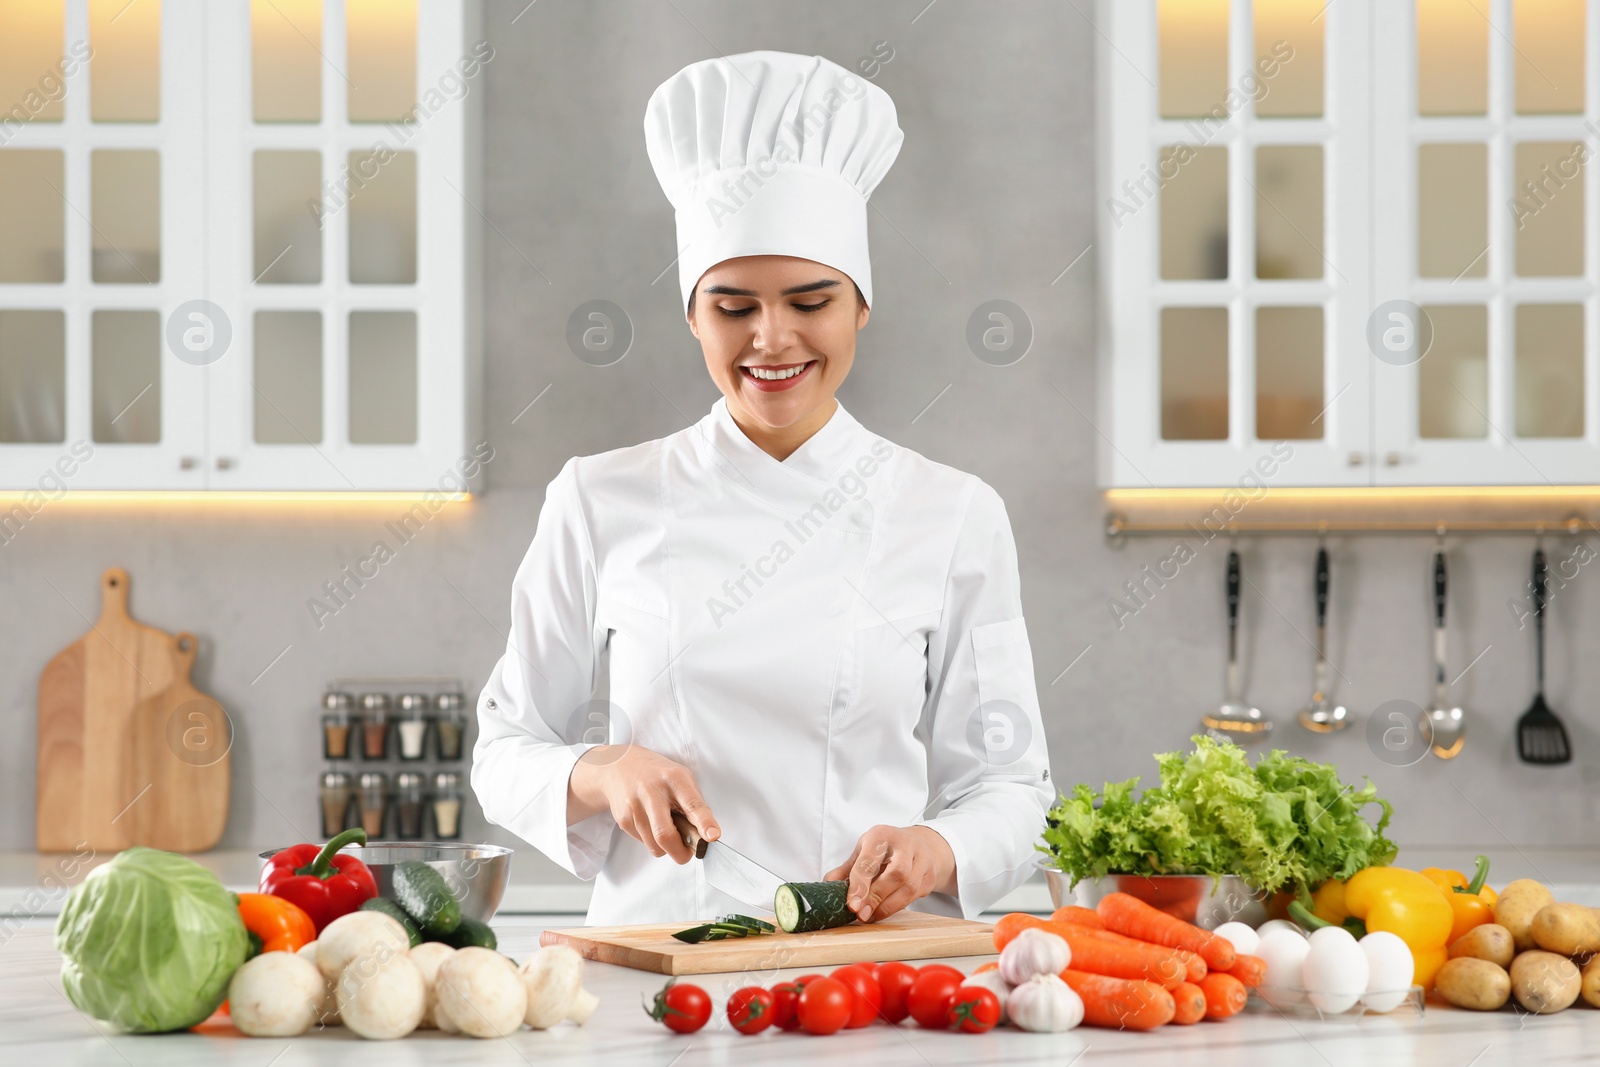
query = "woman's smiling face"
xmin=688 ymin=255 xmax=869 ymax=440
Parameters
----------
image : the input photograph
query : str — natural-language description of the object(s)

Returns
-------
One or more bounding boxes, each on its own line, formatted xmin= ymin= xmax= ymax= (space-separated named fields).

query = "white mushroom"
xmin=335 ymin=953 xmax=426 ymax=1040
xmin=435 ymin=947 xmax=528 ymax=1038
xmin=519 ymin=945 xmax=599 ymax=1028
xmin=296 ymin=941 xmax=340 ymax=1027
xmin=227 ymin=951 xmax=325 ymax=1037
xmin=315 ymin=911 xmax=411 ymax=982
xmin=409 ymin=942 xmax=458 ymax=1030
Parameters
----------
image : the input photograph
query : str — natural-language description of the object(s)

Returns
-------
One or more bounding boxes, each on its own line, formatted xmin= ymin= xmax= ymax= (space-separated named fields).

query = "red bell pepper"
xmin=259 ymin=827 xmax=378 ymax=933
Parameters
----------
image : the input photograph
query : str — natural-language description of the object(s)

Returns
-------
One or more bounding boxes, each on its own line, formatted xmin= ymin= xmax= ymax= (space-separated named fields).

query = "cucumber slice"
xmin=716 ymin=914 xmax=776 ymax=933
xmin=672 ymin=923 xmax=717 ymax=944
xmin=774 ymin=881 xmax=855 ymax=933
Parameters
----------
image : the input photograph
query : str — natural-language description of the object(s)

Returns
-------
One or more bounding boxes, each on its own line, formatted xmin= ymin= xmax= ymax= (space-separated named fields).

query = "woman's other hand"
xmin=824 ymin=825 xmax=956 ymax=922
xmin=567 ymin=745 xmax=720 ymax=863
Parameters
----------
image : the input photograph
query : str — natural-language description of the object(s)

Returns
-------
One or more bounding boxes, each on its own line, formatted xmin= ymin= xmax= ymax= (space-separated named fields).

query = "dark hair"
xmin=688 ymin=281 xmax=866 ymax=317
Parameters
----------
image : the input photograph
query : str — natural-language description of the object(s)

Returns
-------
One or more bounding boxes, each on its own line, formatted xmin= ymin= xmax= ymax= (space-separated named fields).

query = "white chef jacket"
xmin=473 ymin=397 xmax=1053 ymax=925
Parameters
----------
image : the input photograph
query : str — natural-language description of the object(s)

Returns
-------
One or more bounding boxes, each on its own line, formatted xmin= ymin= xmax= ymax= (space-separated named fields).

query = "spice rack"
xmin=317 ymin=676 xmax=469 ymax=843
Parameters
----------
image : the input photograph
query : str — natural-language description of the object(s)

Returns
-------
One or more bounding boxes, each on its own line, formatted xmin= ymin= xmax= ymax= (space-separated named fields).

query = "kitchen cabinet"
xmin=1099 ymin=0 xmax=1600 ymax=489
xmin=0 ymin=0 xmax=484 ymax=491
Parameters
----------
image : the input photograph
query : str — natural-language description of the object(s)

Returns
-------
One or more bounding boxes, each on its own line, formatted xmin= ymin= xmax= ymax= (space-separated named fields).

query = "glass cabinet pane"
xmin=1513 ymin=142 xmax=1584 ymax=277
xmin=1159 ymin=0 xmax=1230 ymax=118
xmin=1161 ymin=306 xmax=1229 ymax=440
xmin=1160 ymin=146 xmax=1228 ymax=280
xmin=1418 ymin=305 xmax=1488 ymax=438
xmin=1253 ymin=0 xmax=1322 ymax=117
xmin=347 ymin=0 xmax=416 ymax=123
xmin=89 ymin=0 xmax=159 ymax=122
xmin=91 ymin=150 xmax=160 ymax=284
xmin=0 ymin=150 xmax=65 ymax=283
xmin=0 ymin=310 xmax=66 ymax=443
xmin=254 ymin=150 xmax=322 ymax=284
xmin=1514 ymin=0 xmax=1585 ymax=114
xmin=1417 ymin=143 xmax=1486 ymax=279
xmin=1515 ymin=304 xmax=1584 ymax=438
xmin=1255 ymin=306 xmax=1323 ymax=439
xmin=348 ymin=311 xmax=416 ymax=444
xmin=0 ymin=0 xmax=65 ymax=124
xmin=1416 ymin=0 xmax=1488 ymax=115
xmin=92 ymin=310 xmax=160 ymax=443
xmin=1255 ymin=145 xmax=1323 ymax=279
xmin=252 ymin=0 xmax=322 ymax=123
xmin=254 ymin=311 xmax=322 ymax=444
xmin=348 ymin=149 xmax=416 ymax=284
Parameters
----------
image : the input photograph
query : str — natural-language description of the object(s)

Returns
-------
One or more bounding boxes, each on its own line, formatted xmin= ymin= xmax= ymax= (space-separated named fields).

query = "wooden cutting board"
xmin=37 ymin=568 xmax=190 ymax=851
xmin=127 ymin=631 xmax=231 ymax=852
xmin=541 ymin=911 xmax=995 ymax=975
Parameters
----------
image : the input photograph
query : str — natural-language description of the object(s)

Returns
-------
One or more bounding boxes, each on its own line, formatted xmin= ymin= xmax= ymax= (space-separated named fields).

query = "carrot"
xmin=1044 ymin=922 xmax=1189 ymax=990
xmin=1174 ymin=948 xmax=1207 ymax=983
xmin=1061 ymin=970 xmax=1175 ymax=1031
xmin=1226 ymin=954 xmax=1266 ymax=989
xmin=972 ymin=961 xmax=999 ymax=974
xmin=1199 ymin=972 xmax=1248 ymax=1020
xmin=1050 ymin=905 xmax=1105 ymax=929
xmin=1095 ymin=892 xmax=1237 ymax=972
xmin=992 ymin=912 xmax=1048 ymax=951
xmin=1170 ymin=981 xmax=1207 ymax=1025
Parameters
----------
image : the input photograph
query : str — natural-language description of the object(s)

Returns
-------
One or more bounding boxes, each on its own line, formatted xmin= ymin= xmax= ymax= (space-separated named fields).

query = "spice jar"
xmin=359 ymin=693 xmax=392 ymax=760
xmin=318 ymin=770 xmax=353 ymax=837
xmin=435 ymin=691 xmax=466 ymax=761
xmin=394 ymin=771 xmax=426 ymax=839
xmin=321 ymin=691 xmax=354 ymax=760
xmin=396 ymin=693 xmax=431 ymax=761
xmin=431 ymin=771 xmax=463 ymax=840
xmin=357 ymin=771 xmax=389 ymax=838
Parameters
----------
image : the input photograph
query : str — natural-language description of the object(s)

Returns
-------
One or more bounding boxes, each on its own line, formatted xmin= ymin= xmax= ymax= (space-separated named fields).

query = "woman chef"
xmin=473 ymin=51 xmax=1053 ymax=926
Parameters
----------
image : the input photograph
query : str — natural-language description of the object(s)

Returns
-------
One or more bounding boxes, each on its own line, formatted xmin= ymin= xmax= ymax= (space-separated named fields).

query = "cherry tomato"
xmin=645 ymin=979 xmax=711 ymax=1034
xmin=796 ymin=976 xmax=853 ymax=1036
xmin=830 ymin=965 xmax=882 ymax=1028
xmin=917 ymin=963 xmax=966 ymax=982
xmin=854 ymin=962 xmax=882 ymax=979
xmin=876 ymin=961 xmax=918 ymax=1024
xmin=727 ymin=986 xmax=775 ymax=1035
xmin=907 ymin=969 xmax=962 ymax=1029
xmin=947 ymin=985 xmax=1001 ymax=1034
xmin=795 ymin=973 xmax=826 ymax=986
xmin=770 ymin=981 xmax=804 ymax=1031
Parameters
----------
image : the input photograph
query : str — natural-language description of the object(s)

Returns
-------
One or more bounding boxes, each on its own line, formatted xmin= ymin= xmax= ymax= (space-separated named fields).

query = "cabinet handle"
xmin=1384 ymin=452 xmax=1401 ymax=467
xmin=216 ymin=457 xmax=235 ymax=471
xmin=1346 ymin=451 xmax=1365 ymax=467
xmin=179 ymin=456 xmax=198 ymax=470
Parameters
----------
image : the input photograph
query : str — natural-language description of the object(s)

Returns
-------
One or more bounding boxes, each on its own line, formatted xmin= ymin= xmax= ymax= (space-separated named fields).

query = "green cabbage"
xmin=55 ymin=847 xmax=248 ymax=1032
xmin=1038 ymin=736 xmax=1397 ymax=897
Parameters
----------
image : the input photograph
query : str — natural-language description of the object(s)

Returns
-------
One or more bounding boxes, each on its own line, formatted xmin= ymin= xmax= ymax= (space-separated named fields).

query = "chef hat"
xmin=644 ymin=50 xmax=904 ymax=312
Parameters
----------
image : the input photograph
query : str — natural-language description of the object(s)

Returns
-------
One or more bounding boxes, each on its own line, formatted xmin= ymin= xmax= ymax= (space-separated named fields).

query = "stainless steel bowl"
xmin=259 ymin=842 xmax=512 ymax=923
xmin=1038 ymin=862 xmax=1269 ymax=931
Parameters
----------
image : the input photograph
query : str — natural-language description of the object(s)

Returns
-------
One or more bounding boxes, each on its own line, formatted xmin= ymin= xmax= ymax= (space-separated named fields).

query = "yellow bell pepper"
xmin=1420 ymin=855 xmax=1498 ymax=944
xmin=1304 ymin=866 xmax=1455 ymax=990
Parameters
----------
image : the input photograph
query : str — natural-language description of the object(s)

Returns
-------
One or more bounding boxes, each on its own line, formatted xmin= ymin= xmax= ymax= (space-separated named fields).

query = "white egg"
xmin=1301 ymin=934 xmax=1369 ymax=1016
xmin=1255 ymin=928 xmax=1312 ymax=1007
xmin=1358 ymin=931 xmax=1415 ymax=1013
xmin=1255 ymin=919 xmax=1308 ymax=940
xmin=1213 ymin=921 xmax=1260 ymax=956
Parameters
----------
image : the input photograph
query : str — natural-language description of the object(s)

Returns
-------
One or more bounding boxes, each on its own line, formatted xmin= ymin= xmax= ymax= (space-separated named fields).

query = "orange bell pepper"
xmin=1420 ymin=855 xmax=1498 ymax=944
xmin=237 ymin=892 xmax=316 ymax=954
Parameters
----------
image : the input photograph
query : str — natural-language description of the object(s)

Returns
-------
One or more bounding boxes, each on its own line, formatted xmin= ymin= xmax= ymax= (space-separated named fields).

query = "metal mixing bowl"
xmin=1037 ymin=861 xmax=1268 ymax=930
xmin=259 ymin=843 xmax=513 ymax=923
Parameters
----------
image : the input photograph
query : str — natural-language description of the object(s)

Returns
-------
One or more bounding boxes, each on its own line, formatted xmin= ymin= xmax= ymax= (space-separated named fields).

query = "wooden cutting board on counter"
xmin=127 ymin=631 xmax=231 ymax=852
xmin=541 ymin=911 xmax=995 ymax=975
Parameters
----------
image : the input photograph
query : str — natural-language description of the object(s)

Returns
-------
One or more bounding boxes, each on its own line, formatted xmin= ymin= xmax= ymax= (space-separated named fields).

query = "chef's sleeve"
xmin=913 ymin=479 xmax=1055 ymax=919
xmin=471 ymin=456 xmax=616 ymax=880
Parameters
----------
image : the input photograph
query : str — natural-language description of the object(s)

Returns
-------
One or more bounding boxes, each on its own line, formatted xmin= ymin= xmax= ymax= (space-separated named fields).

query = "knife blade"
xmin=671 ymin=811 xmax=785 ymax=912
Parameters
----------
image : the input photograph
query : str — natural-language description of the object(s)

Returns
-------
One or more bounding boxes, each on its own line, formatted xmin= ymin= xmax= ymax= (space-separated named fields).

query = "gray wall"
xmin=4 ymin=1 xmax=1592 ymax=866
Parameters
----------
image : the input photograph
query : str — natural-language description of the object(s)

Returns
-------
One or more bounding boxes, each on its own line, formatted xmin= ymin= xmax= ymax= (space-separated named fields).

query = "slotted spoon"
xmin=1202 ymin=549 xmax=1272 ymax=744
xmin=1298 ymin=546 xmax=1349 ymax=733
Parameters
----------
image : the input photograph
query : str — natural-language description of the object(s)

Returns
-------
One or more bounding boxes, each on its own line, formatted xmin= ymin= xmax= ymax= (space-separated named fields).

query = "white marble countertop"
xmin=6 ymin=917 xmax=1599 ymax=1065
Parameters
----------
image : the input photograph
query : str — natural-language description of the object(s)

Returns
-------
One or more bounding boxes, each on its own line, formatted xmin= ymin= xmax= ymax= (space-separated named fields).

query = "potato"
xmin=1449 ymin=924 xmax=1515 ymax=969
xmin=1494 ymin=880 xmax=1556 ymax=953
xmin=1531 ymin=903 xmax=1600 ymax=958
xmin=1581 ymin=956 xmax=1600 ymax=1009
xmin=1436 ymin=957 xmax=1511 ymax=1011
xmin=1509 ymin=950 xmax=1581 ymax=1014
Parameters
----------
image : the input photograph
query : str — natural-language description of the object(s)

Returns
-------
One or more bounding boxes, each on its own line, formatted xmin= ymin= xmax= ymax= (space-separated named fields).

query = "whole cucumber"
xmin=391 ymin=861 xmax=462 ymax=935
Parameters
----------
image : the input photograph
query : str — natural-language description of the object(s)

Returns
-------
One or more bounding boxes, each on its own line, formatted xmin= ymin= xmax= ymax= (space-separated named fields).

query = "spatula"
xmin=1517 ymin=548 xmax=1571 ymax=765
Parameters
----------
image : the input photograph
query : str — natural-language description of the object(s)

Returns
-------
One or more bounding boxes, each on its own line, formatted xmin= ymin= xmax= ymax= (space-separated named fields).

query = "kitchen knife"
xmin=671 ymin=811 xmax=785 ymax=912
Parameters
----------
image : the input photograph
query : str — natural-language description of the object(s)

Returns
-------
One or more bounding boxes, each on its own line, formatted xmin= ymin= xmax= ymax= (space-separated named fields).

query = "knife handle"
xmin=671 ymin=811 xmax=708 ymax=859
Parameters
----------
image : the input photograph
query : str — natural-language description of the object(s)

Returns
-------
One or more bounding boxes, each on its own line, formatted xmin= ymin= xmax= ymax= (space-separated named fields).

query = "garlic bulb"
xmin=959 ymin=969 xmax=1013 ymax=1025
xmin=1006 ymin=973 xmax=1083 ymax=1033
xmin=999 ymin=928 xmax=1072 ymax=985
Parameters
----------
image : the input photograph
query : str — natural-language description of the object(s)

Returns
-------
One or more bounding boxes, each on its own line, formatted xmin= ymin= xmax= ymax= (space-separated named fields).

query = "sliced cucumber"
xmin=774 ymin=881 xmax=855 ymax=933
xmin=717 ymin=914 xmax=776 ymax=933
